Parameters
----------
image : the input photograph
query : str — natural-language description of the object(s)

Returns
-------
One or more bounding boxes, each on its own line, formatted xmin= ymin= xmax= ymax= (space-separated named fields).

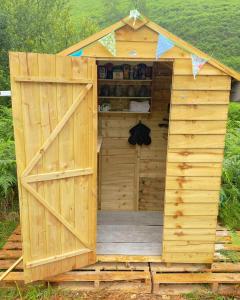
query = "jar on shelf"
xmin=122 ymin=64 xmax=131 ymax=80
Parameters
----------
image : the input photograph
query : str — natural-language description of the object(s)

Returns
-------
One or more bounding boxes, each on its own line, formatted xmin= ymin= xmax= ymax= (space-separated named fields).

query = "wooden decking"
xmin=0 ymin=224 xmax=240 ymax=295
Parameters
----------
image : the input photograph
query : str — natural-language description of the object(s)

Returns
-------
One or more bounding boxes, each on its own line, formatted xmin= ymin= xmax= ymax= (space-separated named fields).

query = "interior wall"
xmin=98 ymin=62 xmax=173 ymax=211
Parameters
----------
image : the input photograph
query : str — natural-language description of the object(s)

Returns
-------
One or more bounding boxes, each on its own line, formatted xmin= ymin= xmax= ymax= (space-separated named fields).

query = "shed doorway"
xmin=96 ymin=60 xmax=173 ymax=256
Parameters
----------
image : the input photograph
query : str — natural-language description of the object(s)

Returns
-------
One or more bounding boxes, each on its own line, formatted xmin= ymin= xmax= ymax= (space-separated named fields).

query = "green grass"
xmin=219 ymin=102 xmax=240 ymax=230
xmin=69 ymin=0 xmax=240 ymax=72
xmin=0 ymin=216 xmax=18 ymax=249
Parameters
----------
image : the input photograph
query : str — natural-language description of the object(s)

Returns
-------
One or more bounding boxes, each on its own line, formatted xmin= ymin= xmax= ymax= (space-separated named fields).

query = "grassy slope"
xmin=70 ymin=0 xmax=240 ymax=71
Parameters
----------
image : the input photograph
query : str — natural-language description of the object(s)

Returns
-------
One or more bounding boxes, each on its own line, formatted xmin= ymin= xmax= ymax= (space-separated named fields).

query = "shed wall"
xmin=70 ymin=24 xmax=231 ymax=263
xmin=162 ymin=60 xmax=231 ymax=263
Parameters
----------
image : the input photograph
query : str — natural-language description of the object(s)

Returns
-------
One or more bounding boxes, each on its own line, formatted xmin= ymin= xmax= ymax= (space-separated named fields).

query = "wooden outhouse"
xmin=9 ymin=14 xmax=240 ymax=283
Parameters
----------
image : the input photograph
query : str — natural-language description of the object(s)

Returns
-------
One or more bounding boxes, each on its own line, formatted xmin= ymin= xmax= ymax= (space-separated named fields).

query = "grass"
xmin=0 ymin=213 xmax=18 ymax=249
xmin=219 ymin=102 xmax=240 ymax=230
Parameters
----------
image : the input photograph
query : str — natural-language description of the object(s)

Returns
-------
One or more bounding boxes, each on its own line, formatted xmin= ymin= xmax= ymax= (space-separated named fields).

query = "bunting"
xmin=156 ymin=34 xmax=174 ymax=59
xmin=69 ymin=49 xmax=83 ymax=57
xmin=99 ymin=31 xmax=116 ymax=56
xmin=191 ymin=54 xmax=207 ymax=79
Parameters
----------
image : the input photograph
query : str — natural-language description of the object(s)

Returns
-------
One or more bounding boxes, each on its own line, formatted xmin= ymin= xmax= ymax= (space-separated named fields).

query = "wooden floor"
xmin=97 ymin=211 xmax=163 ymax=255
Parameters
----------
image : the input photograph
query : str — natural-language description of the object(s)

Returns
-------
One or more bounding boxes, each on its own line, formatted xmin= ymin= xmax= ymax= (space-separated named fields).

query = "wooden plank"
xmin=174 ymin=59 xmax=226 ymax=76
xmin=116 ymin=25 xmax=158 ymax=42
xmin=170 ymin=105 xmax=229 ymax=121
xmin=97 ymin=255 xmax=162 ymax=263
xmin=97 ymin=211 xmax=163 ymax=226
xmin=97 ymin=225 xmax=163 ymax=243
xmin=163 ymin=241 xmax=214 ymax=253
xmin=0 ymin=256 xmax=23 ymax=281
xmin=23 ymin=168 xmax=93 ymax=183
xmin=97 ymin=243 xmax=162 ymax=256
xmin=167 ymin=162 xmax=222 ymax=177
xmin=0 ymin=270 xmax=151 ymax=282
xmin=212 ymin=263 xmax=240 ymax=273
xmin=14 ymin=76 xmax=93 ymax=84
xmin=150 ymin=262 xmax=208 ymax=272
xmin=165 ymin=176 xmax=221 ymax=190
xmin=171 ymin=90 xmax=230 ymax=105
xmin=164 ymin=203 xmax=218 ymax=216
xmin=162 ymin=253 xmax=213 ymax=263
xmin=164 ymin=216 xmax=217 ymax=229
xmin=164 ymin=190 xmax=219 ymax=203
xmin=168 ymin=135 xmax=226 ymax=149
xmin=167 ymin=149 xmax=224 ymax=163
xmin=83 ymin=42 xmax=190 ymax=59
xmin=153 ymin=273 xmax=240 ymax=284
xmin=173 ymin=75 xmax=231 ymax=91
xmin=163 ymin=228 xmax=216 ymax=241
xmin=169 ymin=121 xmax=227 ymax=135
xmin=26 ymin=248 xmax=91 ymax=269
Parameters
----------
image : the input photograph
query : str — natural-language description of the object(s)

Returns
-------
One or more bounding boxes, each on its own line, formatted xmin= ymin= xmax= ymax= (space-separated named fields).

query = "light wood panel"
xmin=173 ymin=59 xmax=226 ymax=76
xmin=9 ymin=52 xmax=97 ymax=282
xmin=170 ymin=121 xmax=227 ymax=135
xmin=164 ymin=190 xmax=220 ymax=203
xmin=166 ymin=176 xmax=221 ymax=190
xmin=162 ymin=58 xmax=230 ymax=264
xmin=167 ymin=162 xmax=222 ymax=177
xmin=170 ymin=105 xmax=229 ymax=121
xmin=84 ymin=42 xmax=190 ymax=59
xmin=171 ymin=90 xmax=230 ymax=105
xmin=164 ymin=216 xmax=217 ymax=229
xmin=167 ymin=149 xmax=224 ymax=163
xmin=168 ymin=135 xmax=226 ymax=149
xmin=173 ymin=75 xmax=231 ymax=90
xmin=164 ymin=203 xmax=218 ymax=216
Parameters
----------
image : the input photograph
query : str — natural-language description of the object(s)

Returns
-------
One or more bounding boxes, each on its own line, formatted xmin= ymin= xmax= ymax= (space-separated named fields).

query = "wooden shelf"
xmin=99 ymin=79 xmax=152 ymax=83
xmin=99 ymin=111 xmax=151 ymax=114
xmin=98 ymin=96 xmax=151 ymax=99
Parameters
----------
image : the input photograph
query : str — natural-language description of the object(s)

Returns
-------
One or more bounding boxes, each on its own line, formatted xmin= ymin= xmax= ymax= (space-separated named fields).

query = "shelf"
xmin=98 ymin=79 xmax=152 ymax=84
xmin=99 ymin=111 xmax=151 ymax=114
xmin=98 ymin=96 xmax=152 ymax=99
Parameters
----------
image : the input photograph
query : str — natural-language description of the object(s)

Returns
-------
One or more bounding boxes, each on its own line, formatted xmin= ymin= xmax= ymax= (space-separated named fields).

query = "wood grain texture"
xmin=9 ymin=52 xmax=97 ymax=282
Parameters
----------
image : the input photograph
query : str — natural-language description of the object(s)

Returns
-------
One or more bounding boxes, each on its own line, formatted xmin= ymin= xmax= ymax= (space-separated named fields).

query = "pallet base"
xmin=0 ymin=226 xmax=240 ymax=295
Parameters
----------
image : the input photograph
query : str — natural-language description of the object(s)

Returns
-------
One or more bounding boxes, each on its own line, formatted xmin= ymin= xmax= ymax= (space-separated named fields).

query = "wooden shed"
xmin=9 ymin=14 xmax=240 ymax=283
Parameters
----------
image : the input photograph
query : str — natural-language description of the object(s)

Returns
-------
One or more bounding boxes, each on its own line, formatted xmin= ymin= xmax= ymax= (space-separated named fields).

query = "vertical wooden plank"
xmin=9 ymin=52 xmax=29 ymax=274
xmin=56 ymin=55 xmax=76 ymax=270
xmin=19 ymin=53 xmax=47 ymax=280
xmin=38 ymin=54 xmax=62 ymax=276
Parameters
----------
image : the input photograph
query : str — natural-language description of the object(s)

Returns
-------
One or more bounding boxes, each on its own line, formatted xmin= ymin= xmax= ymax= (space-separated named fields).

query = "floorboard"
xmin=97 ymin=211 xmax=163 ymax=255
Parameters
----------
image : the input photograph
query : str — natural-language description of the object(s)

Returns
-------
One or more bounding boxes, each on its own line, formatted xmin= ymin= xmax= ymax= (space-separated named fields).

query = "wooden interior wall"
xmin=162 ymin=58 xmax=231 ymax=263
xmin=98 ymin=62 xmax=172 ymax=211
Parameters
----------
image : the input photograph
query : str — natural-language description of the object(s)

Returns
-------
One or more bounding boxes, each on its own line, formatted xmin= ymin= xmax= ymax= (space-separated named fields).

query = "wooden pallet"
xmin=0 ymin=226 xmax=240 ymax=295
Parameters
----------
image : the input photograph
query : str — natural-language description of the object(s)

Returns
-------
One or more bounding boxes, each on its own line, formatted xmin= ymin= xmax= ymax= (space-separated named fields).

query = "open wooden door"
xmin=9 ymin=52 xmax=97 ymax=282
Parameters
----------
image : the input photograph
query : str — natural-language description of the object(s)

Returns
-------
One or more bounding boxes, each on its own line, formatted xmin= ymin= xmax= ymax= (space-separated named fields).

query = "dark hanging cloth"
xmin=128 ymin=122 xmax=151 ymax=146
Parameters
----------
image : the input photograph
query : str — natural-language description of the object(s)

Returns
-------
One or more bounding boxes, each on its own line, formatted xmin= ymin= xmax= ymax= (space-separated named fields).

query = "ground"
xmin=0 ymin=287 xmax=239 ymax=300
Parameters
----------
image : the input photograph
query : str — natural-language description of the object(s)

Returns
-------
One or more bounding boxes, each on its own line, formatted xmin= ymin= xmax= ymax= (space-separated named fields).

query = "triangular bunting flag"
xmin=99 ymin=31 xmax=116 ymax=56
xmin=156 ymin=34 xmax=174 ymax=59
xmin=69 ymin=49 xmax=83 ymax=57
xmin=191 ymin=54 xmax=207 ymax=79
